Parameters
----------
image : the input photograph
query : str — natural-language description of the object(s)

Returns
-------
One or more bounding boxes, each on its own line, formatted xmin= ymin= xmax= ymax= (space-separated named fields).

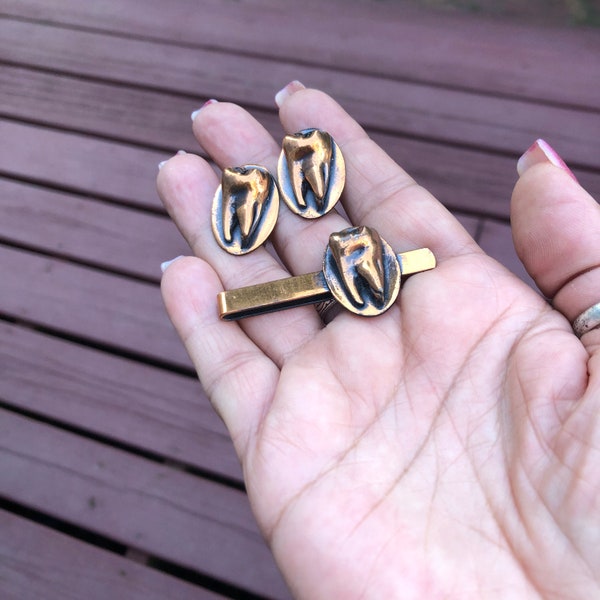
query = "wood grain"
xmin=0 ymin=509 xmax=227 ymax=600
xmin=1 ymin=55 xmax=598 ymax=169
xmin=1 ymin=245 xmax=192 ymax=369
xmin=0 ymin=178 xmax=189 ymax=280
xmin=0 ymin=119 xmax=167 ymax=209
xmin=1 ymin=0 xmax=598 ymax=108
xmin=0 ymin=322 xmax=242 ymax=480
xmin=0 ymin=410 xmax=289 ymax=598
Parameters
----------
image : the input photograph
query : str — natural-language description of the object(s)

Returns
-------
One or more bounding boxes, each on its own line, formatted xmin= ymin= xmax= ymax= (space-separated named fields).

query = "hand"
xmin=157 ymin=87 xmax=600 ymax=598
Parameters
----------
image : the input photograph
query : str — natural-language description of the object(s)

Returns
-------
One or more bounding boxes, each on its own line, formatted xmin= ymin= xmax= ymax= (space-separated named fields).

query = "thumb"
xmin=511 ymin=139 xmax=600 ymax=352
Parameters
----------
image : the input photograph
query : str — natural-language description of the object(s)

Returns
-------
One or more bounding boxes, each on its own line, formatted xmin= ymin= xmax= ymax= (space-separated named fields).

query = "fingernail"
xmin=517 ymin=139 xmax=577 ymax=182
xmin=275 ymin=80 xmax=306 ymax=108
xmin=161 ymin=256 xmax=185 ymax=273
xmin=158 ymin=150 xmax=187 ymax=170
xmin=191 ymin=99 xmax=218 ymax=121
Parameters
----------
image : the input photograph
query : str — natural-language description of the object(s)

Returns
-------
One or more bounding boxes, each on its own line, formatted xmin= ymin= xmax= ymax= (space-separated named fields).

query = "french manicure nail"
xmin=191 ymin=99 xmax=218 ymax=121
xmin=161 ymin=255 xmax=185 ymax=273
xmin=158 ymin=150 xmax=187 ymax=170
xmin=275 ymin=80 xmax=306 ymax=108
xmin=517 ymin=139 xmax=577 ymax=182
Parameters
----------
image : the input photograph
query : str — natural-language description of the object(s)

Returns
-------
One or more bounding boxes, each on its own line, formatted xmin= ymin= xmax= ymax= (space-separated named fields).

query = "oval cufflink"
xmin=324 ymin=226 xmax=401 ymax=316
xmin=277 ymin=128 xmax=345 ymax=219
xmin=211 ymin=165 xmax=279 ymax=255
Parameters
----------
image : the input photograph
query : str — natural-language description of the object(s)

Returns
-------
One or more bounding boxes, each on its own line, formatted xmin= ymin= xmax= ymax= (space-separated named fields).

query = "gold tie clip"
xmin=218 ymin=226 xmax=436 ymax=321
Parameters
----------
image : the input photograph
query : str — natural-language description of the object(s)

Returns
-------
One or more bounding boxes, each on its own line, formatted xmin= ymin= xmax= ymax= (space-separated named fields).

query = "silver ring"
xmin=572 ymin=302 xmax=600 ymax=338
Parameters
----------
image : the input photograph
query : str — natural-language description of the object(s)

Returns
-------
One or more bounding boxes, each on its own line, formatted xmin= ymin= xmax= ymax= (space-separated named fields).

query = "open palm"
xmin=158 ymin=88 xmax=600 ymax=598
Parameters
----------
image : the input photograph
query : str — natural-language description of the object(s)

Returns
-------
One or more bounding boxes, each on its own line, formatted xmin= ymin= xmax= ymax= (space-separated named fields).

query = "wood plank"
xmin=0 ymin=120 xmax=167 ymax=210
xmin=1 ymin=18 xmax=599 ymax=168
xmin=0 ymin=410 xmax=289 ymax=598
xmin=1 ymin=245 xmax=192 ymax=369
xmin=1 ymin=57 xmax=598 ymax=170
xmin=2 ymin=118 xmax=599 ymax=226
xmin=0 ymin=65 xmax=199 ymax=153
xmin=0 ymin=509 xmax=226 ymax=600
xmin=2 ymin=0 xmax=598 ymax=108
xmin=0 ymin=178 xmax=189 ymax=281
xmin=0 ymin=322 xmax=242 ymax=481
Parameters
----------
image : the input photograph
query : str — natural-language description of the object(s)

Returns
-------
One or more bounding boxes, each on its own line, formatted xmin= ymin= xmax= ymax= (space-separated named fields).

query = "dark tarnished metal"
xmin=572 ymin=302 xmax=600 ymax=338
xmin=211 ymin=165 xmax=279 ymax=255
xmin=217 ymin=226 xmax=436 ymax=320
xmin=277 ymin=129 xmax=345 ymax=219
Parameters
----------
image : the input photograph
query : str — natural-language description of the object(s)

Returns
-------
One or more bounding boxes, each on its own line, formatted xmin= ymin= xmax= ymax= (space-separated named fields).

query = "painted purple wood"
xmin=1 ymin=19 xmax=598 ymax=168
xmin=0 ymin=322 xmax=242 ymax=481
xmin=0 ymin=509 xmax=227 ymax=600
xmin=0 ymin=178 xmax=189 ymax=281
xmin=0 ymin=64 xmax=199 ymax=153
xmin=0 ymin=410 xmax=290 ymax=598
xmin=0 ymin=119 xmax=167 ymax=210
xmin=1 ymin=245 xmax=192 ymax=369
xmin=1 ymin=56 xmax=598 ymax=170
xmin=2 ymin=0 xmax=598 ymax=109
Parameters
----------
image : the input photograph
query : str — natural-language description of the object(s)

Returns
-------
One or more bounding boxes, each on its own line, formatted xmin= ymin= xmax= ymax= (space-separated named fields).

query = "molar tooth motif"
xmin=324 ymin=226 xmax=401 ymax=316
xmin=278 ymin=129 xmax=345 ymax=219
xmin=211 ymin=165 xmax=279 ymax=255
xmin=283 ymin=130 xmax=331 ymax=208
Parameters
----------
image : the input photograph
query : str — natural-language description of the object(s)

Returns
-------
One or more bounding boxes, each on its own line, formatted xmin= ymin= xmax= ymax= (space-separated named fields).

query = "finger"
xmin=157 ymin=152 xmax=320 ymax=365
xmin=511 ymin=139 xmax=600 ymax=348
xmin=192 ymin=101 xmax=350 ymax=275
xmin=277 ymin=87 xmax=480 ymax=261
xmin=161 ymin=256 xmax=278 ymax=454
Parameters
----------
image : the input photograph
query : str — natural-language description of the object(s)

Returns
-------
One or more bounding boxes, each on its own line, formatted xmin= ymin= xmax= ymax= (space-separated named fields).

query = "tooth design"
xmin=283 ymin=129 xmax=331 ymax=208
xmin=221 ymin=167 xmax=269 ymax=243
xmin=278 ymin=129 xmax=345 ymax=219
xmin=324 ymin=226 xmax=401 ymax=316
xmin=211 ymin=165 xmax=279 ymax=255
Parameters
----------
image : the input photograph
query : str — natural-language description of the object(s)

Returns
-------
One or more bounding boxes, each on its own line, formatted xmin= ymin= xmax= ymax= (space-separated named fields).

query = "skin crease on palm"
xmin=157 ymin=85 xmax=600 ymax=599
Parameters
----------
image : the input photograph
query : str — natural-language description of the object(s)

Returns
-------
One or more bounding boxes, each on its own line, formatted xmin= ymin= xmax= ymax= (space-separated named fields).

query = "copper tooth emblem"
xmin=277 ymin=129 xmax=345 ymax=219
xmin=211 ymin=165 xmax=279 ymax=255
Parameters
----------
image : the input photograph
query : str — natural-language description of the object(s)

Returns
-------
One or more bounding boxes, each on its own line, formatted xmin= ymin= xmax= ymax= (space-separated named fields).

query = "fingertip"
xmin=274 ymin=80 xmax=306 ymax=108
xmin=516 ymin=139 xmax=578 ymax=182
xmin=160 ymin=256 xmax=221 ymax=338
xmin=191 ymin=101 xmax=280 ymax=169
xmin=511 ymin=151 xmax=600 ymax=323
xmin=191 ymin=99 xmax=219 ymax=122
xmin=278 ymin=87 xmax=366 ymax=144
xmin=156 ymin=152 xmax=218 ymax=228
xmin=160 ymin=255 xmax=185 ymax=274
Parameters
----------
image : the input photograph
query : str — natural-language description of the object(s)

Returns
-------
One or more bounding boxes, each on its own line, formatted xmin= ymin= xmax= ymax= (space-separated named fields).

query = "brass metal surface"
xmin=396 ymin=247 xmax=436 ymax=275
xmin=277 ymin=129 xmax=345 ymax=219
xmin=217 ymin=226 xmax=436 ymax=321
xmin=211 ymin=165 xmax=279 ymax=255
xmin=218 ymin=271 xmax=330 ymax=320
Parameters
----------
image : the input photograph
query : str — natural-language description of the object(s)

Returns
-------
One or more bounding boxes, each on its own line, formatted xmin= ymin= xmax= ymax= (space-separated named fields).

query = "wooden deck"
xmin=0 ymin=1 xmax=598 ymax=597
